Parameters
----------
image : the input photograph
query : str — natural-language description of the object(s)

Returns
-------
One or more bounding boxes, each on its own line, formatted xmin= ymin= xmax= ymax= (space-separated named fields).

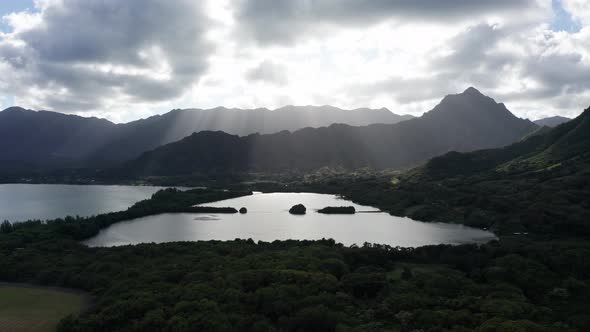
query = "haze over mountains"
xmin=533 ymin=115 xmax=571 ymax=128
xmin=95 ymin=106 xmax=413 ymax=164
xmin=0 ymin=108 xmax=115 ymax=172
xmin=125 ymin=88 xmax=539 ymax=175
xmin=0 ymin=105 xmax=412 ymax=172
xmin=2 ymin=87 xmax=571 ymax=176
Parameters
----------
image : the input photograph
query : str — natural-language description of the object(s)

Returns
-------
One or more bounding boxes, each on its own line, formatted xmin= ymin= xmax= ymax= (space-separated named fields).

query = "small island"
xmin=188 ymin=207 xmax=238 ymax=213
xmin=317 ymin=206 xmax=356 ymax=214
xmin=289 ymin=204 xmax=306 ymax=215
xmin=239 ymin=207 xmax=247 ymax=214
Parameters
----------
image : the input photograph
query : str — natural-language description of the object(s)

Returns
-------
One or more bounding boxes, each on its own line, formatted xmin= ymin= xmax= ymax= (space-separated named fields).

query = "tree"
xmin=289 ymin=204 xmax=307 ymax=215
xmin=0 ymin=220 xmax=13 ymax=234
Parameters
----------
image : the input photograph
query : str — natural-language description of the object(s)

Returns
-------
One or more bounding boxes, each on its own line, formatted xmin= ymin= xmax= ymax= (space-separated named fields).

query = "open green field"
xmin=0 ymin=285 xmax=87 ymax=332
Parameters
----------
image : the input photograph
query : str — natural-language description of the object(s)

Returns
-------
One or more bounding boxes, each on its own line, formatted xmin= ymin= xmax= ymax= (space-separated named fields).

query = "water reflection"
xmin=84 ymin=193 xmax=496 ymax=248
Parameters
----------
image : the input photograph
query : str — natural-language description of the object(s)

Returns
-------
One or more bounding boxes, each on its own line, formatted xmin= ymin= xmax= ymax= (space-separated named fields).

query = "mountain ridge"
xmin=0 ymin=104 xmax=413 ymax=172
xmin=373 ymin=107 xmax=590 ymax=234
xmin=533 ymin=115 xmax=571 ymax=127
xmin=123 ymin=88 xmax=539 ymax=175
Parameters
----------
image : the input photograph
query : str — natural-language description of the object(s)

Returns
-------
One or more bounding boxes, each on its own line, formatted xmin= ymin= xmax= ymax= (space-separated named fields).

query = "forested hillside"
xmin=0 ymin=105 xmax=410 ymax=172
xmin=316 ymin=108 xmax=590 ymax=235
xmin=125 ymin=88 xmax=538 ymax=175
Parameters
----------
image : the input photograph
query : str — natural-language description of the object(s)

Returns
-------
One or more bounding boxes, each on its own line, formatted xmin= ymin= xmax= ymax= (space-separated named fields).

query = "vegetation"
xmin=95 ymin=106 xmax=587 ymax=238
xmin=289 ymin=204 xmax=307 ymax=215
xmin=1 ymin=220 xmax=13 ymax=233
xmin=0 ymin=285 xmax=87 ymax=332
xmin=317 ymin=206 xmax=356 ymax=214
xmin=1 ymin=224 xmax=589 ymax=331
xmin=188 ymin=207 xmax=239 ymax=213
xmin=119 ymin=88 xmax=537 ymax=175
xmin=0 ymin=179 xmax=587 ymax=330
xmin=5 ymin=188 xmax=251 ymax=241
xmin=0 ymin=105 xmax=409 ymax=173
xmin=0 ymin=106 xmax=587 ymax=331
xmin=271 ymin=109 xmax=590 ymax=237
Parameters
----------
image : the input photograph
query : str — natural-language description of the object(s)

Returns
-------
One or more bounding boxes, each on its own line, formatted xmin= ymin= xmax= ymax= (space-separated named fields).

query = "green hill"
xmin=331 ymin=108 xmax=590 ymax=236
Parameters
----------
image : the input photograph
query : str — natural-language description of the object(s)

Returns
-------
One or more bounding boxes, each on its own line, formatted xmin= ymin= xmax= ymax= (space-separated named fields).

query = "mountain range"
xmin=124 ymin=87 xmax=539 ymax=175
xmin=376 ymin=106 xmax=590 ymax=234
xmin=533 ymin=115 xmax=571 ymax=127
xmin=0 ymin=105 xmax=412 ymax=172
xmin=3 ymin=87 xmax=573 ymax=176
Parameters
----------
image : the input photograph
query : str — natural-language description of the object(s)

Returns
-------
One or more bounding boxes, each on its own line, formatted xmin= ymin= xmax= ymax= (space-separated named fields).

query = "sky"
xmin=0 ymin=0 xmax=588 ymax=123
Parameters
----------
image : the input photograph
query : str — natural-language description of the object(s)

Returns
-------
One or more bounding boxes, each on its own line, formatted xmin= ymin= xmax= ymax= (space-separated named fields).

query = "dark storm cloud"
xmin=433 ymin=24 xmax=507 ymax=71
xmin=527 ymin=54 xmax=590 ymax=93
xmin=234 ymin=0 xmax=536 ymax=45
xmin=0 ymin=0 xmax=213 ymax=111
xmin=498 ymin=53 xmax=590 ymax=102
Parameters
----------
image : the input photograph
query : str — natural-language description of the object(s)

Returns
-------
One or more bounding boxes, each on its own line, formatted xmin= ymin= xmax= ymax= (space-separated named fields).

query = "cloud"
xmin=562 ymin=0 xmax=590 ymax=25
xmin=246 ymin=60 xmax=288 ymax=85
xmin=233 ymin=0 xmax=540 ymax=45
xmin=0 ymin=0 xmax=587 ymax=122
xmin=432 ymin=24 xmax=508 ymax=72
xmin=342 ymin=24 xmax=513 ymax=105
xmin=349 ymin=74 xmax=455 ymax=104
xmin=526 ymin=53 xmax=590 ymax=96
xmin=341 ymin=14 xmax=590 ymax=116
xmin=0 ymin=0 xmax=213 ymax=112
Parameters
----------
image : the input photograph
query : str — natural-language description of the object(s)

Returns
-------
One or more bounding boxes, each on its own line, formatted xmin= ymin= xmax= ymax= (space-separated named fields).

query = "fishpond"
xmin=84 ymin=192 xmax=496 ymax=247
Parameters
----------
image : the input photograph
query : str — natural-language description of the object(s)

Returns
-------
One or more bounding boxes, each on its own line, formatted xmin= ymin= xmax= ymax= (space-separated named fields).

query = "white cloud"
xmin=562 ymin=0 xmax=590 ymax=25
xmin=246 ymin=60 xmax=288 ymax=86
xmin=0 ymin=0 xmax=213 ymax=118
xmin=0 ymin=0 xmax=587 ymax=122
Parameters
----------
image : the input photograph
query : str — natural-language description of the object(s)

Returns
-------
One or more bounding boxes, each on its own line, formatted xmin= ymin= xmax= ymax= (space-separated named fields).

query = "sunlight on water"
xmin=84 ymin=192 xmax=496 ymax=248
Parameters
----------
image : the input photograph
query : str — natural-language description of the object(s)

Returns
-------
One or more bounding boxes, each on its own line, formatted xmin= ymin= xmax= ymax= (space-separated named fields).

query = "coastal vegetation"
xmin=0 ymin=179 xmax=587 ymax=330
xmin=2 ymin=188 xmax=251 ymax=241
xmin=268 ymin=109 xmax=590 ymax=237
xmin=317 ymin=206 xmax=356 ymax=214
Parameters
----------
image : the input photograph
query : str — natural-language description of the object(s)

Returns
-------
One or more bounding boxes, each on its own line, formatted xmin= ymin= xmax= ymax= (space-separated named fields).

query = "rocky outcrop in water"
xmin=289 ymin=204 xmax=306 ymax=215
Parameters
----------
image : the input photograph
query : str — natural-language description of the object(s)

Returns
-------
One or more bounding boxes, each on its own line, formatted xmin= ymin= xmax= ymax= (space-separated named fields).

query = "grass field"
xmin=0 ymin=285 xmax=87 ymax=332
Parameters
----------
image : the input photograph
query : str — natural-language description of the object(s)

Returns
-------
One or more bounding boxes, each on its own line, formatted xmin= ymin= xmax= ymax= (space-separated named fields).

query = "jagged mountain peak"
xmin=462 ymin=86 xmax=483 ymax=96
xmin=425 ymin=87 xmax=515 ymax=120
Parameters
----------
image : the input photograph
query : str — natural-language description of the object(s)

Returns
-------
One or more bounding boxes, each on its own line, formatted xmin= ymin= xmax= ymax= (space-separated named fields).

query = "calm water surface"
xmin=0 ymin=184 xmax=167 ymax=222
xmin=85 ymin=192 xmax=496 ymax=248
